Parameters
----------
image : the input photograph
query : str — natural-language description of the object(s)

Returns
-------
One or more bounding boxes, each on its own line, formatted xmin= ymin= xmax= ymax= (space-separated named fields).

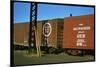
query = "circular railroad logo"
xmin=43 ymin=23 xmax=52 ymax=37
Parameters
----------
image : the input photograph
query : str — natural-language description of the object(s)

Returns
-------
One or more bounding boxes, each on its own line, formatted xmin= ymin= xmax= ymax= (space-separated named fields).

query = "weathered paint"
xmin=63 ymin=14 xmax=94 ymax=50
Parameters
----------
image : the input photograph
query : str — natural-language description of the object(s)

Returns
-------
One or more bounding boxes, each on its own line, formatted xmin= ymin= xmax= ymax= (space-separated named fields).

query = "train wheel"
xmin=67 ymin=50 xmax=82 ymax=56
xmin=67 ymin=50 xmax=72 ymax=55
xmin=48 ymin=47 xmax=56 ymax=54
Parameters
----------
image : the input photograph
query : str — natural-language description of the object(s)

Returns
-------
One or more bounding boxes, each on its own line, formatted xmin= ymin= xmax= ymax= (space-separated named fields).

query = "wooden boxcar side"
xmin=63 ymin=14 xmax=94 ymax=50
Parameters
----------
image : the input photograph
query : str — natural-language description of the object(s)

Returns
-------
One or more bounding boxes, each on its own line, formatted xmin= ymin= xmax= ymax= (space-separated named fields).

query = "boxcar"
xmin=63 ymin=14 xmax=94 ymax=55
xmin=13 ymin=14 xmax=94 ymax=55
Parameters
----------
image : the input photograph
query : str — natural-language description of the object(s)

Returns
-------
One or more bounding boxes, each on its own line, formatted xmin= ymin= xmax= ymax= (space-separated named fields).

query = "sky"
xmin=14 ymin=2 xmax=30 ymax=23
xmin=13 ymin=2 xmax=94 ymax=23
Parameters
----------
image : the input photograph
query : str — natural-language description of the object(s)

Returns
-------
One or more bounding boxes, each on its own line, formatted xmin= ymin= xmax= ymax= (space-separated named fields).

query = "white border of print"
xmin=22 ymin=0 xmax=95 ymax=5
xmin=0 ymin=0 xmax=99 ymax=67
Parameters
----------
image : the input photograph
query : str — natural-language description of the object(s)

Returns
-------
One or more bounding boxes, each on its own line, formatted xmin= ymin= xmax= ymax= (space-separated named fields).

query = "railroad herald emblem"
xmin=43 ymin=23 xmax=52 ymax=37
